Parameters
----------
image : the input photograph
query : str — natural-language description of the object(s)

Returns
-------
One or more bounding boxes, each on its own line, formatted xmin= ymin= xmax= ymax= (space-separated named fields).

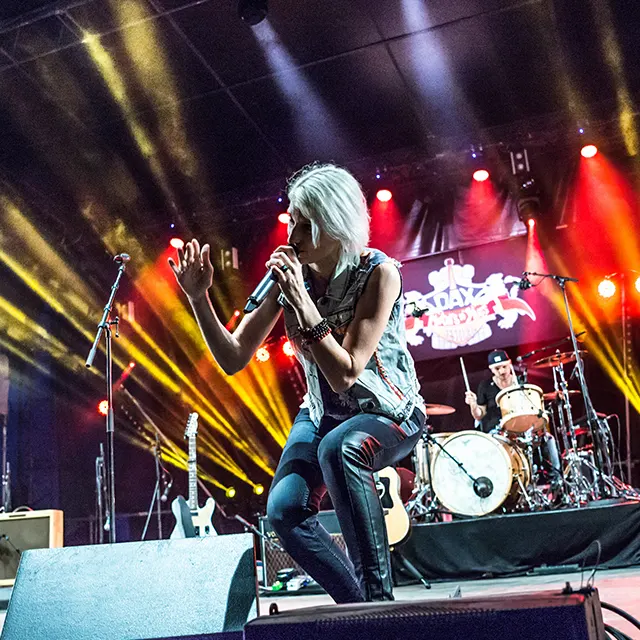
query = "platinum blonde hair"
xmin=287 ymin=163 xmax=370 ymax=272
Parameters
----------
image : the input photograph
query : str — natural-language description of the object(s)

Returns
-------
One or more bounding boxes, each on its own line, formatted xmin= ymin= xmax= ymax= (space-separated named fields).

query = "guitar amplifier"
xmin=0 ymin=509 xmax=63 ymax=587
xmin=258 ymin=511 xmax=345 ymax=587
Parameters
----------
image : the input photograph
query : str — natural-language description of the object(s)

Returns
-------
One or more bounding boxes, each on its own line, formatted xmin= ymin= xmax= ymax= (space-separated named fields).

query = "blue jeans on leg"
xmin=267 ymin=407 xmax=424 ymax=603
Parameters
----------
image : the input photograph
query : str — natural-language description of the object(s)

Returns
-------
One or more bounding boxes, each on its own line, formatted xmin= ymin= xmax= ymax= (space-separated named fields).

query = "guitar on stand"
xmin=170 ymin=413 xmax=217 ymax=538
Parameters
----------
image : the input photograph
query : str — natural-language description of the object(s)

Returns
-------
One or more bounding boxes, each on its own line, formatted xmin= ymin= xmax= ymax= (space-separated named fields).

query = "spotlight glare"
xmin=473 ymin=169 xmax=490 ymax=182
xmin=256 ymin=346 xmax=270 ymax=363
xmin=253 ymin=484 xmax=264 ymax=495
xmin=282 ymin=340 xmax=295 ymax=357
xmin=581 ymin=144 xmax=598 ymax=158
xmin=598 ymin=278 xmax=616 ymax=299
xmin=129 ymin=361 xmax=136 ymax=368
xmin=98 ymin=400 xmax=109 ymax=416
xmin=527 ymin=218 xmax=536 ymax=230
xmin=170 ymin=238 xmax=184 ymax=249
xmin=376 ymin=189 xmax=392 ymax=202
xmin=635 ymin=276 xmax=640 ymax=294
xmin=225 ymin=486 xmax=236 ymax=499
xmin=278 ymin=212 xmax=290 ymax=225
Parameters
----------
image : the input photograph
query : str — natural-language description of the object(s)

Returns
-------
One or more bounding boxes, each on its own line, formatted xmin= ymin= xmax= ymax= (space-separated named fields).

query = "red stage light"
xmin=170 ymin=238 xmax=184 ymax=249
xmin=233 ymin=310 xmax=241 ymax=317
xmin=98 ymin=400 xmax=109 ymax=416
xmin=255 ymin=346 xmax=270 ymax=363
xmin=278 ymin=212 xmax=291 ymax=225
xmin=635 ymin=277 xmax=640 ymax=294
xmin=473 ymin=169 xmax=490 ymax=182
xmin=527 ymin=218 xmax=536 ymax=230
xmin=581 ymin=144 xmax=598 ymax=158
xmin=376 ymin=189 xmax=393 ymax=202
xmin=597 ymin=279 xmax=616 ymax=299
xmin=128 ymin=361 xmax=136 ymax=369
xmin=282 ymin=340 xmax=295 ymax=357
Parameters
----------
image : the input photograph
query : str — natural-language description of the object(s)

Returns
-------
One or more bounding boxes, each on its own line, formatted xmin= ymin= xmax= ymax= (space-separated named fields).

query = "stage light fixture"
xmin=472 ymin=169 xmax=490 ymax=182
xmin=516 ymin=177 xmax=542 ymax=225
xmin=225 ymin=486 xmax=237 ymax=499
xmin=256 ymin=346 xmax=270 ymax=363
xmin=598 ymin=278 xmax=616 ymax=299
xmin=129 ymin=361 xmax=136 ymax=368
xmin=282 ymin=340 xmax=295 ymax=357
xmin=527 ymin=218 xmax=536 ymax=231
xmin=170 ymin=238 xmax=184 ymax=249
xmin=98 ymin=400 xmax=109 ymax=416
xmin=253 ymin=484 xmax=265 ymax=495
xmin=376 ymin=189 xmax=393 ymax=202
xmin=509 ymin=148 xmax=530 ymax=176
xmin=278 ymin=212 xmax=290 ymax=225
xmin=581 ymin=144 xmax=598 ymax=158
xmin=635 ymin=276 xmax=640 ymax=294
xmin=238 ymin=0 xmax=268 ymax=25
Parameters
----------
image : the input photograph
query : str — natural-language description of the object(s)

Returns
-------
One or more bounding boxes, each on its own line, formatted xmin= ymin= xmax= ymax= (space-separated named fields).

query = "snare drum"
xmin=495 ymin=384 xmax=548 ymax=434
xmin=430 ymin=430 xmax=530 ymax=516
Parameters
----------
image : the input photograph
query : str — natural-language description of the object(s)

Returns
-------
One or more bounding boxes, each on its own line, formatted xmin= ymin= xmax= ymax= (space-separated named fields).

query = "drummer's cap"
xmin=488 ymin=349 xmax=510 ymax=365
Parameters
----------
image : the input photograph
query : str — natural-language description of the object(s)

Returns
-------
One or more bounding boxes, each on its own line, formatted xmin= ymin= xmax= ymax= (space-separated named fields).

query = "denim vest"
xmin=280 ymin=249 xmax=425 ymax=427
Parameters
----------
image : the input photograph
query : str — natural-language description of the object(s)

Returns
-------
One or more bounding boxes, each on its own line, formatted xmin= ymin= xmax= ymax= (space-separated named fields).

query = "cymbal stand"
xmin=552 ymin=361 xmax=596 ymax=504
xmin=406 ymin=427 xmax=439 ymax=520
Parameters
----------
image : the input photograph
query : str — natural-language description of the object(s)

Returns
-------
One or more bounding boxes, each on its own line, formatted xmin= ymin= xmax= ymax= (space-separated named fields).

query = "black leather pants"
xmin=267 ymin=406 xmax=424 ymax=603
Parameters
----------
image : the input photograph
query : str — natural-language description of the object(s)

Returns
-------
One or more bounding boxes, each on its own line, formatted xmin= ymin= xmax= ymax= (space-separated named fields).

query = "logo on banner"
xmin=405 ymin=258 xmax=536 ymax=350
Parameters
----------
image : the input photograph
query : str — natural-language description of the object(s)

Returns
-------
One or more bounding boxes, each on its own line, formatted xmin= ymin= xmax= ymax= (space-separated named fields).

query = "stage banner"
xmin=402 ymin=236 xmax=566 ymax=362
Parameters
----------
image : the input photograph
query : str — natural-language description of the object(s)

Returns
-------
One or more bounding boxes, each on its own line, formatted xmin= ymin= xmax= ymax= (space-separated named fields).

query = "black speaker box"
xmin=245 ymin=589 xmax=605 ymax=640
xmin=1 ymin=534 xmax=257 ymax=640
xmin=259 ymin=511 xmax=344 ymax=587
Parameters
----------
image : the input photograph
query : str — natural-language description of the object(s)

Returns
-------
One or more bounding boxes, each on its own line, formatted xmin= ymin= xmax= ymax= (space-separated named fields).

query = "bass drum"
xmin=431 ymin=431 xmax=530 ymax=517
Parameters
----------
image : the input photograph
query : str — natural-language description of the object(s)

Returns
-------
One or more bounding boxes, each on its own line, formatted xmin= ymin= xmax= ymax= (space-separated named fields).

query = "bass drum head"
xmin=431 ymin=430 xmax=524 ymax=517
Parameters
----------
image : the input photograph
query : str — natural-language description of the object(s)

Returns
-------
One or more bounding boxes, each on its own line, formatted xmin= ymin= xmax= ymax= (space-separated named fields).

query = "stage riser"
xmin=400 ymin=500 xmax=640 ymax=581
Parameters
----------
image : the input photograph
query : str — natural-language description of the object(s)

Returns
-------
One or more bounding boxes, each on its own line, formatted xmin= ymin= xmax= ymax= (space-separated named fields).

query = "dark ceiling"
xmin=1 ymin=0 xmax=639 ymax=227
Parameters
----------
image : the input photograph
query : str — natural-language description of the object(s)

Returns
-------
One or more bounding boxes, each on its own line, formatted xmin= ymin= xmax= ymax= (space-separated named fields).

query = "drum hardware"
xmin=542 ymin=389 xmax=581 ymax=402
xmin=532 ymin=351 xmax=589 ymax=369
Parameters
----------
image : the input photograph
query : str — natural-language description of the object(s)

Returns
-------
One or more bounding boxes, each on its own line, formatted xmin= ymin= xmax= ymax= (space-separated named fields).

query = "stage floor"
xmin=262 ymin=566 xmax=640 ymax=638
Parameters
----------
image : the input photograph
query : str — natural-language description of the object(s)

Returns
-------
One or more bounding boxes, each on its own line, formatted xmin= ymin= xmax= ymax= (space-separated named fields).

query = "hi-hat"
xmin=424 ymin=403 xmax=455 ymax=416
xmin=543 ymin=389 xmax=582 ymax=402
xmin=533 ymin=351 xmax=588 ymax=368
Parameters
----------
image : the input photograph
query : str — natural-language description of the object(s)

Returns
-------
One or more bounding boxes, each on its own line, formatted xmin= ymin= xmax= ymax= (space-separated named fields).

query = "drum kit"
xmin=407 ymin=343 xmax=640 ymax=521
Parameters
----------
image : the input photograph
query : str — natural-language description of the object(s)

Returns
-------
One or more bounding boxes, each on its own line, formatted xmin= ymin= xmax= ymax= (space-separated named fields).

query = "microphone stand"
xmin=86 ymin=259 xmax=128 ymax=543
xmin=141 ymin=431 xmax=165 ymax=541
xmin=525 ymin=271 xmax=615 ymax=497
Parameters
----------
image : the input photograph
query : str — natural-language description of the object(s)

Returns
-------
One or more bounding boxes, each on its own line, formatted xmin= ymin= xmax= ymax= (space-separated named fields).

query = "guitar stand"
xmin=392 ymin=547 xmax=431 ymax=589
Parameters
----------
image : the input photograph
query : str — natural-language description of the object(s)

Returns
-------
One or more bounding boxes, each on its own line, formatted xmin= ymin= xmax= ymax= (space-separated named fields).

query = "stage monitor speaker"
xmin=0 ymin=509 xmax=63 ymax=586
xmin=245 ymin=589 xmax=605 ymax=640
xmin=259 ymin=511 xmax=344 ymax=587
xmin=1 ymin=534 xmax=257 ymax=640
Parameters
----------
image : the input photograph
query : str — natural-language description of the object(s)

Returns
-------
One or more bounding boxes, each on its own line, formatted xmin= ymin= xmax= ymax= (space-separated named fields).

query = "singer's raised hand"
xmin=169 ymin=239 xmax=213 ymax=301
xmin=266 ymin=245 xmax=307 ymax=309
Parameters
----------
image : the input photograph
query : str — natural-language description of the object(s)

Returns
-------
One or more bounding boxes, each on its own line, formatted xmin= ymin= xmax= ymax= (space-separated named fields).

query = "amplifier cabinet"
xmin=259 ymin=510 xmax=344 ymax=587
xmin=0 ymin=509 xmax=63 ymax=586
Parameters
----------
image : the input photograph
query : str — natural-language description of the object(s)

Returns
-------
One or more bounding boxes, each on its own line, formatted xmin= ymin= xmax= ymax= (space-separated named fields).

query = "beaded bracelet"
xmin=300 ymin=318 xmax=331 ymax=346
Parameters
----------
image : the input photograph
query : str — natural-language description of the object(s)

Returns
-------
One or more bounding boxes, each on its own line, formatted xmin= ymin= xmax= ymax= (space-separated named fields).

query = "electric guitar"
xmin=375 ymin=466 xmax=411 ymax=546
xmin=170 ymin=412 xmax=217 ymax=538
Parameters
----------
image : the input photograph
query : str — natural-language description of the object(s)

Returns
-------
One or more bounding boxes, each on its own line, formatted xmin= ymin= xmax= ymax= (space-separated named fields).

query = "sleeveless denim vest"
xmin=280 ymin=249 xmax=425 ymax=427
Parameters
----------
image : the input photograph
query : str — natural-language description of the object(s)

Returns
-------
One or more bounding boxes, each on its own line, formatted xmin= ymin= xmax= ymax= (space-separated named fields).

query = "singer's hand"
xmin=265 ymin=246 xmax=307 ymax=310
xmin=169 ymin=239 xmax=214 ymax=301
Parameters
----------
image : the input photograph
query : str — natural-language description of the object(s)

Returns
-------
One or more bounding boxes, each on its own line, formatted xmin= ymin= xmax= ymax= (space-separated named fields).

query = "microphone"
xmin=518 ymin=272 xmax=532 ymax=290
xmin=244 ymin=246 xmax=297 ymax=313
xmin=113 ymin=253 xmax=131 ymax=263
xmin=473 ymin=476 xmax=494 ymax=499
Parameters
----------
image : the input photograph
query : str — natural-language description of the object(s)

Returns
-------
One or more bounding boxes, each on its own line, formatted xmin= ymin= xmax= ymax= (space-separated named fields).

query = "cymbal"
xmin=424 ymin=403 xmax=456 ymax=416
xmin=543 ymin=389 xmax=582 ymax=402
xmin=533 ymin=351 xmax=588 ymax=368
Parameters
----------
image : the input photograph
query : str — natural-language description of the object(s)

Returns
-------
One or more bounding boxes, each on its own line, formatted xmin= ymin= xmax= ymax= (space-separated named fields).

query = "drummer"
xmin=465 ymin=350 xmax=514 ymax=434
xmin=465 ymin=349 xmax=563 ymax=494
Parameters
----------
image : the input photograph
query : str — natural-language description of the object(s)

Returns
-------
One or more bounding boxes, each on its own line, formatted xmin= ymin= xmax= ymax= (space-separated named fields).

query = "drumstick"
xmin=460 ymin=357 xmax=471 ymax=393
